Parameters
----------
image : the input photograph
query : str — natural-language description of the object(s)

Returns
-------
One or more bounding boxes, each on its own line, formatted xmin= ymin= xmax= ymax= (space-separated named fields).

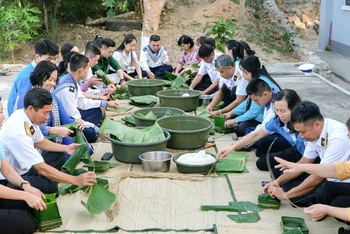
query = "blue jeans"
xmin=150 ymin=64 xmax=173 ymax=80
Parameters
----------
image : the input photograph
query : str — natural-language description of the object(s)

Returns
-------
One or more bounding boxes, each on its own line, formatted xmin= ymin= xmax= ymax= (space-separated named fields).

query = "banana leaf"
xmin=129 ymin=95 xmax=158 ymax=107
xmin=72 ymin=128 xmax=86 ymax=144
xmin=185 ymin=69 xmax=192 ymax=75
xmin=214 ymin=115 xmax=236 ymax=133
xmin=95 ymin=69 xmax=111 ymax=85
xmin=111 ymin=92 xmax=131 ymax=100
xmin=228 ymin=201 xmax=263 ymax=213
xmin=200 ymin=205 xmax=241 ymax=212
xmin=61 ymin=143 xmax=91 ymax=174
xmin=81 ymin=183 xmax=116 ymax=214
xmin=58 ymin=177 xmax=109 ymax=195
xmin=197 ymin=111 xmax=212 ymax=118
xmin=209 ymin=129 xmax=215 ymax=135
xmin=258 ymin=193 xmax=281 ymax=209
xmin=121 ymin=115 xmax=136 ymax=127
xmin=99 ymin=118 xmax=165 ymax=143
xmin=106 ymin=106 xmax=133 ymax=113
xmin=281 ymin=216 xmax=309 ymax=234
xmin=227 ymin=212 xmax=260 ymax=223
xmin=84 ymin=161 xmax=119 ymax=173
xmin=45 ymin=122 xmax=78 ymax=140
xmin=165 ymin=70 xmax=177 ymax=81
xmin=145 ymin=111 xmax=157 ymax=119
xmin=172 ymin=75 xmax=190 ymax=88
xmin=191 ymin=64 xmax=200 ymax=68
xmin=214 ymin=157 xmax=246 ymax=173
xmin=34 ymin=193 xmax=62 ymax=231
xmin=163 ymin=109 xmax=182 ymax=117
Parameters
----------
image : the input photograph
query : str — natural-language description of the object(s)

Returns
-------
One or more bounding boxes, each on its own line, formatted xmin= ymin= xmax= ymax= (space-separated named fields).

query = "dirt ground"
xmin=8 ymin=0 xmax=305 ymax=65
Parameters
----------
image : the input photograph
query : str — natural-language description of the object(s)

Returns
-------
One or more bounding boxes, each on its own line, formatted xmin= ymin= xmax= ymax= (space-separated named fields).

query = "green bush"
xmin=59 ymin=0 xmax=105 ymax=23
xmin=203 ymin=16 xmax=236 ymax=52
xmin=0 ymin=1 xmax=41 ymax=63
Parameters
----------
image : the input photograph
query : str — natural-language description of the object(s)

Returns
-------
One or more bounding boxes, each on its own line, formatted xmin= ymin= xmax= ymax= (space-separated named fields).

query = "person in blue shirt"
xmin=16 ymin=61 xmax=92 ymax=157
xmin=218 ymin=89 xmax=305 ymax=178
xmin=7 ymin=39 xmax=59 ymax=116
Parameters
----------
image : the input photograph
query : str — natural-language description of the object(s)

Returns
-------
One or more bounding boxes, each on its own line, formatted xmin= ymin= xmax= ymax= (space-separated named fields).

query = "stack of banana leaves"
xmin=110 ymin=86 xmax=130 ymax=100
xmin=34 ymin=193 xmax=62 ymax=231
xmin=258 ymin=193 xmax=281 ymax=209
xmin=164 ymin=71 xmax=190 ymax=89
xmin=129 ymin=95 xmax=158 ymax=107
xmin=214 ymin=152 xmax=248 ymax=175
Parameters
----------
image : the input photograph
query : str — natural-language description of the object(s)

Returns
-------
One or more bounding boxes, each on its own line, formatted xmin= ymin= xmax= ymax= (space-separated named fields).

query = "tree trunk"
xmin=239 ymin=0 xmax=245 ymax=24
xmin=140 ymin=0 xmax=166 ymax=54
xmin=43 ymin=0 xmax=49 ymax=32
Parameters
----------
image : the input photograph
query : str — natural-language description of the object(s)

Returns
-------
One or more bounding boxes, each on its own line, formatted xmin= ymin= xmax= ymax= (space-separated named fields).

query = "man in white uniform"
xmin=264 ymin=101 xmax=350 ymax=207
xmin=0 ymin=88 xmax=96 ymax=194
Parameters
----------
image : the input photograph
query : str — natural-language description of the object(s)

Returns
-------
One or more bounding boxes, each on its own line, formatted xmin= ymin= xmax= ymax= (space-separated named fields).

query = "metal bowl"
xmin=139 ymin=151 xmax=173 ymax=172
xmin=199 ymin=94 xmax=213 ymax=106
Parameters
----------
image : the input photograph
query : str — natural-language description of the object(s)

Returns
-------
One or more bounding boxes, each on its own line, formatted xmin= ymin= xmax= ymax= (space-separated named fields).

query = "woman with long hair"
xmin=174 ymin=35 xmax=201 ymax=76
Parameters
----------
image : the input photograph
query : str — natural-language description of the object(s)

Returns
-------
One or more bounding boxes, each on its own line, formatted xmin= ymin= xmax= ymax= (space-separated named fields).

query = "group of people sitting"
xmin=0 ymin=33 xmax=349 ymax=234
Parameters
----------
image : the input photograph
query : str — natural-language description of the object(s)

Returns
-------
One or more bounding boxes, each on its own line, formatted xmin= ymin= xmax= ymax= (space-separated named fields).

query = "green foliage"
xmin=59 ymin=0 xmax=105 ymax=23
xmin=102 ymin=0 xmax=138 ymax=18
xmin=0 ymin=1 xmax=41 ymax=63
xmin=203 ymin=16 xmax=236 ymax=52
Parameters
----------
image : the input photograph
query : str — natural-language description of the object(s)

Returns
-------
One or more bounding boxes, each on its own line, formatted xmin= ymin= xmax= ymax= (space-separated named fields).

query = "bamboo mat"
xmin=42 ymin=102 xmax=342 ymax=233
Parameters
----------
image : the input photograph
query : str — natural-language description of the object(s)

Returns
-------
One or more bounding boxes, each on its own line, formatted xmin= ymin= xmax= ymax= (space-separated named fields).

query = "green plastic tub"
xmin=128 ymin=79 xmax=165 ymax=96
xmin=132 ymin=107 xmax=185 ymax=127
xmin=108 ymin=129 xmax=171 ymax=164
xmin=157 ymin=89 xmax=201 ymax=112
xmin=173 ymin=151 xmax=217 ymax=174
xmin=156 ymin=115 xmax=213 ymax=149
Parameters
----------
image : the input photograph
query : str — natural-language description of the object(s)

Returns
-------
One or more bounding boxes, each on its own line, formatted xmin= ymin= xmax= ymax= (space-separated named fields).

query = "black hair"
xmin=240 ymin=55 xmax=282 ymax=90
xmin=69 ymin=54 xmax=89 ymax=72
xmin=196 ymin=36 xmax=207 ymax=46
xmin=61 ymin=42 xmax=76 ymax=60
xmin=177 ymin=35 xmax=194 ymax=48
xmin=101 ymin=38 xmax=116 ymax=48
xmin=346 ymin=117 xmax=350 ymax=130
xmin=198 ymin=43 xmax=214 ymax=58
xmin=116 ymin=34 xmax=137 ymax=51
xmin=240 ymin=40 xmax=255 ymax=56
xmin=30 ymin=61 xmax=58 ymax=87
xmin=150 ymin=35 xmax=161 ymax=42
xmin=24 ymin=87 xmax=53 ymax=111
xmin=203 ymin=38 xmax=215 ymax=48
xmin=58 ymin=51 xmax=79 ymax=77
xmin=34 ymin=39 xmax=59 ymax=56
xmin=246 ymin=78 xmax=271 ymax=96
xmin=84 ymin=45 xmax=101 ymax=57
xmin=273 ymin=89 xmax=302 ymax=129
xmin=291 ymin=101 xmax=324 ymax=126
xmin=93 ymin=35 xmax=104 ymax=48
xmin=226 ymin=40 xmax=244 ymax=62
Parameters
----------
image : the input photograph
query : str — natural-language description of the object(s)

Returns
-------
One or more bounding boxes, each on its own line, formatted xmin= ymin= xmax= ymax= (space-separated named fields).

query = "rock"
xmin=164 ymin=1 xmax=175 ymax=12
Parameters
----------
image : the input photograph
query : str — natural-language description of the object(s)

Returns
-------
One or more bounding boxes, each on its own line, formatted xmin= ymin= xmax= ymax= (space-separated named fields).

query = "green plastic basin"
xmin=156 ymin=115 xmax=213 ymax=149
xmin=108 ymin=129 xmax=171 ymax=164
xmin=128 ymin=79 xmax=165 ymax=96
xmin=157 ymin=89 xmax=201 ymax=112
xmin=173 ymin=151 xmax=217 ymax=174
xmin=132 ymin=107 xmax=185 ymax=127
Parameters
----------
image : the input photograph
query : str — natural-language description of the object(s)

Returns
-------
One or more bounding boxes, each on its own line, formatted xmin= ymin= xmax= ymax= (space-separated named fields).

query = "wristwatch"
xmin=20 ymin=181 xmax=29 ymax=189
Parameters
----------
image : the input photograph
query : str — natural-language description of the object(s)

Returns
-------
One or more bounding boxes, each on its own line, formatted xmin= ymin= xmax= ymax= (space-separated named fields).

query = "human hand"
xmin=225 ymin=119 xmax=236 ymax=128
xmin=98 ymin=133 xmax=108 ymax=141
xmin=223 ymin=112 xmax=233 ymax=120
xmin=24 ymin=192 xmax=46 ymax=211
xmin=206 ymin=105 xmax=213 ymax=113
xmin=106 ymin=84 xmax=116 ymax=94
xmin=304 ymin=204 xmax=328 ymax=221
xmin=65 ymin=143 xmax=81 ymax=155
xmin=211 ymin=110 xmax=221 ymax=116
xmin=75 ymin=172 xmax=96 ymax=187
xmin=217 ymin=146 xmax=234 ymax=158
xmin=148 ymin=72 xmax=155 ymax=79
xmin=22 ymin=184 xmax=45 ymax=199
xmin=274 ymin=157 xmax=300 ymax=174
xmin=164 ymin=60 xmax=171 ymax=65
xmin=99 ymin=92 xmax=110 ymax=100
xmin=267 ymin=185 xmax=286 ymax=200
xmin=262 ymin=180 xmax=279 ymax=194
xmin=53 ymin=127 xmax=74 ymax=138
xmin=76 ymin=119 xmax=84 ymax=130
xmin=87 ymin=76 xmax=102 ymax=87
xmin=107 ymin=100 xmax=120 ymax=109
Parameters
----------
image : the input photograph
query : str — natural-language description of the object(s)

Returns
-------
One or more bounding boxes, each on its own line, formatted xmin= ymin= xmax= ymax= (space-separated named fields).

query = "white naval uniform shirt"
xmin=219 ymin=65 xmax=248 ymax=96
xmin=198 ymin=51 xmax=222 ymax=84
xmin=303 ymin=118 xmax=350 ymax=183
xmin=0 ymin=109 xmax=44 ymax=179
